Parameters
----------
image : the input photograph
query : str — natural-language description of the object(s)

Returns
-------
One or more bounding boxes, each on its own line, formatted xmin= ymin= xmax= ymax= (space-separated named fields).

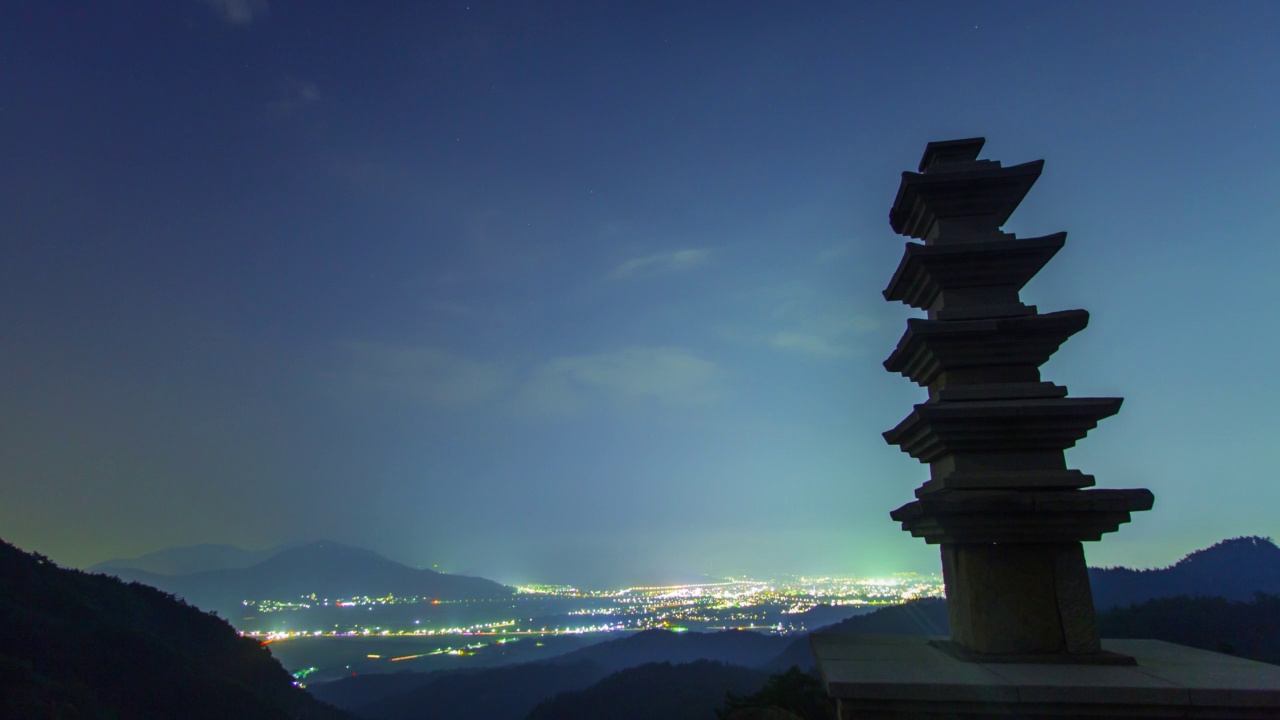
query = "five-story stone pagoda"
xmin=810 ymin=139 xmax=1280 ymax=720
xmin=882 ymin=137 xmax=1152 ymax=661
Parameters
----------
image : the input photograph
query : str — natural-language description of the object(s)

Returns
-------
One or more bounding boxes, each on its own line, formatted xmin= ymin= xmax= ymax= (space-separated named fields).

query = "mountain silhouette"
xmin=90 ymin=540 xmax=309 ymax=576
xmin=769 ymin=598 xmax=950 ymax=671
xmin=1089 ymin=536 xmax=1280 ymax=609
xmin=0 ymin=537 xmax=352 ymax=720
xmin=99 ymin=539 xmax=512 ymax=620
xmin=525 ymin=660 xmax=771 ymax=720
xmin=548 ymin=628 xmax=791 ymax=674
xmin=1097 ymin=594 xmax=1280 ymax=664
xmin=352 ymin=660 xmax=610 ymax=720
xmin=312 ymin=629 xmax=792 ymax=719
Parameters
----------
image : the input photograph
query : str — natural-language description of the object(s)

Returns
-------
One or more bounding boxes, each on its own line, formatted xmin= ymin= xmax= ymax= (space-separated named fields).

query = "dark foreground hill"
xmin=769 ymin=598 xmax=950 ymax=671
xmin=353 ymin=660 xmax=608 ymax=720
xmin=1098 ymin=593 xmax=1280 ymax=664
xmin=554 ymin=627 xmax=791 ymax=674
xmin=525 ymin=660 xmax=770 ymax=720
xmin=100 ymin=540 xmax=513 ymax=619
xmin=309 ymin=629 xmax=792 ymax=720
xmin=0 ymin=538 xmax=352 ymax=720
xmin=1089 ymin=536 xmax=1280 ymax=609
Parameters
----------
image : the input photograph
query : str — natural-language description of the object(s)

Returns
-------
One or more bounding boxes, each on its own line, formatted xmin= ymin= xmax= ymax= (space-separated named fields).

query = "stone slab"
xmin=811 ymin=634 xmax=1280 ymax=718
xmin=1107 ymin=640 xmax=1280 ymax=709
xmin=916 ymin=468 xmax=1093 ymax=494
xmin=935 ymin=382 xmax=1068 ymax=402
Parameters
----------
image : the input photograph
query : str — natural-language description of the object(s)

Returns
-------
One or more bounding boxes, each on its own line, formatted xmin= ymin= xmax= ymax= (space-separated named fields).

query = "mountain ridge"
xmin=89 ymin=539 xmax=311 ymax=576
xmin=0 ymin=537 xmax=353 ymax=720
xmin=1089 ymin=536 xmax=1280 ymax=609
xmin=526 ymin=660 xmax=771 ymax=720
xmin=547 ymin=628 xmax=792 ymax=674
xmin=97 ymin=539 xmax=513 ymax=621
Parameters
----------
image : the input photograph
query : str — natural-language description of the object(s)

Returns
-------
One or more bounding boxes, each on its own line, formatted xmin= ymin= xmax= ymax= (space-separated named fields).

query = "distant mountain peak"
xmin=88 ymin=539 xmax=311 ymax=576
xmin=1178 ymin=536 xmax=1280 ymax=568
xmin=1090 ymin=536 xmax=1280 ymax=610
xmin=257 ymin=540 xmax=410 ymax=572
xmin=95 ymin=539 xmax=512 ymax=623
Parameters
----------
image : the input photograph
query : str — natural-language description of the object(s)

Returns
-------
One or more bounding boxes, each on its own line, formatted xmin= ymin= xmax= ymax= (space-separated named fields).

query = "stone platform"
xmin=811 ymin=634 xmax=1280 ymax=719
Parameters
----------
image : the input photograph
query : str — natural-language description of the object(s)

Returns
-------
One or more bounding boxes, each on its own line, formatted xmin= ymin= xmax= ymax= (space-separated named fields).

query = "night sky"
xmin=3 ymin=1 xmax=1278 ymax=588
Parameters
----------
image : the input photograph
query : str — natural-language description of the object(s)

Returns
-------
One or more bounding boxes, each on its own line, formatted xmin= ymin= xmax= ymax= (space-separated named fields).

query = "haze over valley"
xmin=3 ymin=1 xmax=1279 ymax=718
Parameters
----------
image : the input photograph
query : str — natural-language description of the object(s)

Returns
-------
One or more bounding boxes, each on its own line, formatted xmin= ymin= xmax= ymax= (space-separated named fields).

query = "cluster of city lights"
xmin=241 ymin=573 xmax=943 ymax=641
xmin=248 ymin=573 xmax=946 ymax=685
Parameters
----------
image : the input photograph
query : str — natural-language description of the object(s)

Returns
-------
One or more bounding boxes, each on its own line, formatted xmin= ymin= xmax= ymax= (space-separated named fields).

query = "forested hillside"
xmin=0 ymin=538 xmax=351 ymax=720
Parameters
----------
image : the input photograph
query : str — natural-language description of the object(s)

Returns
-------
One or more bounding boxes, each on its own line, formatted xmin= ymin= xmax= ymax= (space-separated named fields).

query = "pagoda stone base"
xmin=811 ymin=634 xmax=1280 ymax=719
xmin=941 ymin=541 xmax=1102 ymax=657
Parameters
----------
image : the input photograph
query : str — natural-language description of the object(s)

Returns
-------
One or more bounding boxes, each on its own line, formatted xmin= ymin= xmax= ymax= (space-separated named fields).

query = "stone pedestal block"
xmin=941 ymin=542 xmax=1102 ymax=657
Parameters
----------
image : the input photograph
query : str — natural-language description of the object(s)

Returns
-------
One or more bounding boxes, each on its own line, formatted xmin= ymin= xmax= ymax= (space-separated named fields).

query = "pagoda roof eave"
xmin=882 ymin=233 xmax=1067 ymax=308
xmin=882 ymin=397 xmax=1124 ymax=463
xmin=888 ymin=159 xmax=1044 ymax=240
xmin=890 ymin=488 xmax=1155 ymax=544
xmin=883 ymin=309 xmax=1090 ymax=385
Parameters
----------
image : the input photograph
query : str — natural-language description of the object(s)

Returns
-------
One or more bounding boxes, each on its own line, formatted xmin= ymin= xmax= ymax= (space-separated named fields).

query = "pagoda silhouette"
xmin=810 ymin=138 xmax=1280 ymax=719
xmin=882 ymin=137 xmax=1152 ymax=660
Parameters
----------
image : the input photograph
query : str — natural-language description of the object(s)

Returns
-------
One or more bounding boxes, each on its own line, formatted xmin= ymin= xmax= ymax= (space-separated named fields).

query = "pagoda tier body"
xmin=881 ymin=138 xmax=1153 ymax=660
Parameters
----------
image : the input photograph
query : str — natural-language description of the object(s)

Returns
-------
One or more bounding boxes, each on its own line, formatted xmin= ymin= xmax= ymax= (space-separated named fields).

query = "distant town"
xmin=244 ymin=573 xmax=944 ymax=642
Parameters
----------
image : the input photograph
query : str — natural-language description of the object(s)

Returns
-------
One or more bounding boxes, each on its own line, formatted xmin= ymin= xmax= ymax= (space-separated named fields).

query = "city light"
xmin=240 ymin=574 xmax=944 ymax=645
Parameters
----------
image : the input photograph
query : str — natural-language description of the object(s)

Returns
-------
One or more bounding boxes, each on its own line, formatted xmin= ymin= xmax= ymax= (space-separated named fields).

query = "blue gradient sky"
xmin=3 ymin=1 xmax=1278 ymax=587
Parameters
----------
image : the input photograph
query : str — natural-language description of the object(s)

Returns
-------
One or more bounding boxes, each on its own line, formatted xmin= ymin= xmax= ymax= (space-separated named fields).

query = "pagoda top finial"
xmin=889 ymin=139 xmax=1044 ymax=243
xmin=918 ymin=137 xmax=986 ymax=172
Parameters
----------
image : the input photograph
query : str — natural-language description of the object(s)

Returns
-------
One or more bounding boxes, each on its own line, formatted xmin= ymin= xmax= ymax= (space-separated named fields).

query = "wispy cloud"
xmin=608 ymin=248 xmax=710 ymax=279
xmin=770 ymin=300 xmax=880 ymax=358
xmin=723 ymin=285 xmax=882 ymax=359
xmin=268 ymin=78 xmax=321 ymax=116
xmin=331 ymin=341 xmax=724 ymax=419
xmin=338 ymin=342 xmax=507 ymax=409
xmin=516 ymin=346 xmax=723 ymax=418
xmin=769 ymin=332 xmax=853 ymax=358
xmin=816 ymin=244 xmax=852 ymax=264
xmin=200 ymin=0 xmax=267 ymax=25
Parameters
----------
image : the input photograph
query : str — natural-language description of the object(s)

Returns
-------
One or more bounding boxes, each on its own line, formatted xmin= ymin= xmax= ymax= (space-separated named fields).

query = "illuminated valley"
xmin=242 ymin=574 xmax=944 ymax=683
